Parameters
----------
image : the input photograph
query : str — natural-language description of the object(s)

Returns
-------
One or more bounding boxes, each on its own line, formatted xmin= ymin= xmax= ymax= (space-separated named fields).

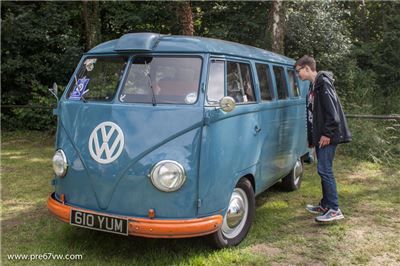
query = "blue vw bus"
xmin=48 ymin=33 xmax=309 ymax=248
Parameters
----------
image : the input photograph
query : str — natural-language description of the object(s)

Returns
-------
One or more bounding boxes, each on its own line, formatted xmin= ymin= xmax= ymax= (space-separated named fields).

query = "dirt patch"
xmin=1 ymin=203 xmax=48 ymax=231
xmin=368 ymin=252 xmax=400 ymax=265
xmin=249 ymin=243 xmax=282 ymax=256
xmin=1 ymin=216 xmax=22 ymax=229
xmin=269 ymin=254 xmax=325 ymax=266
xmin=0 ymin=166 xmax=17 ymax=175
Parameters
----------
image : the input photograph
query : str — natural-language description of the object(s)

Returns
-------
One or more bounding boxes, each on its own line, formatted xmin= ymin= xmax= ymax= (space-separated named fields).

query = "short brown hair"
xmin=295 ymin=55 xmax=316 ymax=71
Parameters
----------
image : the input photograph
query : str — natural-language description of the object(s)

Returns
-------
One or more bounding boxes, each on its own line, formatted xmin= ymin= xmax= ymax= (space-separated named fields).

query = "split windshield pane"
xmin=120 ymin=56 xmax=202 ymax=104
xmin=67 ymin=56 xmax=128 ymax=101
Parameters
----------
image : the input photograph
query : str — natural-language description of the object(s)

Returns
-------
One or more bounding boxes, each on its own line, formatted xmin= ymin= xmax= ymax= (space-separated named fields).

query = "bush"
xmin=340 ymin=118 xmax=400 ymax=167
xmin=1 ymin=81 xmax=59 ymax=131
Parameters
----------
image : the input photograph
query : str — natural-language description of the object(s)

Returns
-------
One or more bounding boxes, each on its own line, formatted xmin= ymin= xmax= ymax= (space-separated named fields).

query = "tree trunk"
xmin=267 ymin=0 xmax=285 ymax=54
xmin=176 ymin=1 xmax=194 ymax=36
xmin=357 ymin=0 xmax=370 ymax=41
xmin=82 ymin=0 xmax=90 ymax=51
xmin=82 ymin=0 xmax=101 ymax=51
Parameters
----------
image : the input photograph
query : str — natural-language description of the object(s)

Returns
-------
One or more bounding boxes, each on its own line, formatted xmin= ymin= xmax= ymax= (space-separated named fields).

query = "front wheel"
xmin=210 ymin=178 xmax=255 ymax=248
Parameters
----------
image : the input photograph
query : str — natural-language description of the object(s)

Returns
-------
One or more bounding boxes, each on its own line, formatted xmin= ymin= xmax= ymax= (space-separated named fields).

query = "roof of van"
xmin=87 ymin=33 xmax=295 ymax=65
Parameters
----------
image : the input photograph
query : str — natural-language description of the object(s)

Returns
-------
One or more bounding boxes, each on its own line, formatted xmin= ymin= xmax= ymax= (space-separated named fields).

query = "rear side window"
xmin=273 ymin=66 xmax=288 ymax=99
xmin=227 ymin=62 xmax=255 ymax=103
xmin=287 ymin=70 xmax=300 ymax=97
xmin=256 ymin=64 xmax=274 ymax=101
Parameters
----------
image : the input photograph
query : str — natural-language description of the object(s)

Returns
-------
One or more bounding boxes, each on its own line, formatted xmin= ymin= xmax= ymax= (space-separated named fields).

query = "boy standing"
xmin=295 ymin=55 xmax=351 ymax=222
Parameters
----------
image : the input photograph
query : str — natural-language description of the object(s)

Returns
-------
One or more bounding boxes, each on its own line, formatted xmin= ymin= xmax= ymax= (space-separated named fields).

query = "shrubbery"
xmin=340 ymin=119 xmax=400 ymax=167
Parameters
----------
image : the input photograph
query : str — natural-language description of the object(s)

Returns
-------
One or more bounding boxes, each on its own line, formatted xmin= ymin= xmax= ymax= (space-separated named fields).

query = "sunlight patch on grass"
xmin=28 ymin=158 xmax=50 ymax=163
xmin=1 ymin=199 xmax=47 ymax=220
xmin=264 ymin=200 xmax=289 ymax=210
xmin=8 ymin=156 xmax=27 ymax=160
xmin=1 ymin=151 xmax=26 ymax=157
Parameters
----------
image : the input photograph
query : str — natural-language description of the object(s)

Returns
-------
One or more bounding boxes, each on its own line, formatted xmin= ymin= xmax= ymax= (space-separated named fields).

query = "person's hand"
xmin=319 ymin=136 xmax=330 ymax=148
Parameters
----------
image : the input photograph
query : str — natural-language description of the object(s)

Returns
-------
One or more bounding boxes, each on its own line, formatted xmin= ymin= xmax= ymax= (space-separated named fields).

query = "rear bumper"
xmin=47 ymin=193 xmax=222 ymax=238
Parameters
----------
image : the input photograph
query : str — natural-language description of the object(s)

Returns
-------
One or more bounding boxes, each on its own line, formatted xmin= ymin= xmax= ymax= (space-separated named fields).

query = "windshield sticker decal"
xmin=69 ymin=77 xmax=90 ymax=101
xmin=120 ymin=94 xmax=126 ymax=102
xmin=185 ymin=92 xmax=197 ymax=104
xmin=84 ymin=58 xmax=97 ymax=72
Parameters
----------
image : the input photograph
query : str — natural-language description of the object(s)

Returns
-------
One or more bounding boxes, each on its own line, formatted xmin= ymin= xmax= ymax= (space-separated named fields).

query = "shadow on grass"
xmin=58 ymin=224 xmax=215 ymax=265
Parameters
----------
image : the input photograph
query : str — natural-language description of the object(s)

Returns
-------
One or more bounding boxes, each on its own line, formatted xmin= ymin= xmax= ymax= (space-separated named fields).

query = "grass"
xmin=1 ymin=131 xmax=400 ymax=265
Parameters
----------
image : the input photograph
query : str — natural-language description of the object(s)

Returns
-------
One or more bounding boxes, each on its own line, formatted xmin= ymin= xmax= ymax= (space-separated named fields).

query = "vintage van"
xmin=47 ymin=32 xmax=309 ymax=248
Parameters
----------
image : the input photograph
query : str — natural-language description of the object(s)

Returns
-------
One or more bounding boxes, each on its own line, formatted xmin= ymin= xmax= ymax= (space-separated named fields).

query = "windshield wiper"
xmin=144 ymin=62 xmax=157 ymax=106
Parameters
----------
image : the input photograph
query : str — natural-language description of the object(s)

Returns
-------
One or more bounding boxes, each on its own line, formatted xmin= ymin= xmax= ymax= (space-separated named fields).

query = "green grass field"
xmin=1 ymin=131 xmax=399 ymax=265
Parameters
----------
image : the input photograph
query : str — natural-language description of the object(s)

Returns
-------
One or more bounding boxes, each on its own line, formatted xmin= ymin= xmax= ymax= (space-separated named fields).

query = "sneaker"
xmin=306 ymin=204 xmax=327 ymax=214
xmin=315 ymin=209 xmax=344 ymax=222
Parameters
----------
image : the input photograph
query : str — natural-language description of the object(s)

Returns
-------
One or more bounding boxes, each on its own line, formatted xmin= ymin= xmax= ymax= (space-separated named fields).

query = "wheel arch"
xmin=240 ymin=174 xmax=255 ymax=193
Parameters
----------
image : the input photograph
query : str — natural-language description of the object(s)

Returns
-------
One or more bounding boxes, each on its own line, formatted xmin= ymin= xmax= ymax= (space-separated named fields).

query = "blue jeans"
xmin=316 ymin=144 xmax=339 ymax=211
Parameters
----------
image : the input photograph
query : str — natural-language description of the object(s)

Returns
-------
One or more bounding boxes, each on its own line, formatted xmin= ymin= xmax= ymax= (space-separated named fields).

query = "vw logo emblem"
xmin=89 ymin=122 xmax=124 ymax=164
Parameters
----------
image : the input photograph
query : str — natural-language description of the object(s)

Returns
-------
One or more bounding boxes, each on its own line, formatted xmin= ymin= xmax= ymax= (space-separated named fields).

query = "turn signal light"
xmin=148 ymin=209 xmax=155 ymax=219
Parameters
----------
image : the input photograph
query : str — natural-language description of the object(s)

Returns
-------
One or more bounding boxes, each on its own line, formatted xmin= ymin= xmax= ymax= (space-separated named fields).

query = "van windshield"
xmin=119 ymin=56 xmax=202 ymax=104
xmin=67 ymin=56 xmax=128 ymax=101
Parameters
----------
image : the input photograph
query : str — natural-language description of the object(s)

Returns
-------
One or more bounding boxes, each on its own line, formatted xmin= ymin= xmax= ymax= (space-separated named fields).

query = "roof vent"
xmin=114 ymin=33 xmax=162 ymax=52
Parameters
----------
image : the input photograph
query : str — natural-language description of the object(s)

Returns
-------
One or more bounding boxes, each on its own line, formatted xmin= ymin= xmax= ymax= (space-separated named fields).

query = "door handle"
xmin=254 ymin=125 xmax=261 ymax=134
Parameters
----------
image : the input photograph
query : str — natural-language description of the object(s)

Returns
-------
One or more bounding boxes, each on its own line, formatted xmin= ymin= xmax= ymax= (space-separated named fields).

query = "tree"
xmin=194 ymin=1 xmax=271 ymax=48
xmin=285 ymin=1 xmax=352 ymax=69
xmin=267 ymin=0 xmax=285 ymax=54
xmin=176 ymin=1 xmax=194 ymax=36
xmin=82 ymin=0 xmax=101 ymax=51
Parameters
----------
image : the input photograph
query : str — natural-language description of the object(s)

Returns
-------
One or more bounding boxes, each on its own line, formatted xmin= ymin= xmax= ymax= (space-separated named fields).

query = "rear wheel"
xmin=210 ymin=178 xmax=255 ymax=248
xmin=282 ymin=159 xmax=303 ymax=191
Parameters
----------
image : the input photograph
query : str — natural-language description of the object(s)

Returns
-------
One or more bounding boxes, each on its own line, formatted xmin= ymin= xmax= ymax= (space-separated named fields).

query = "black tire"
xmin=209 ymin=178 xmax=255 ymax=249
xmin=282 ymin=159 xmax=303 ymax=191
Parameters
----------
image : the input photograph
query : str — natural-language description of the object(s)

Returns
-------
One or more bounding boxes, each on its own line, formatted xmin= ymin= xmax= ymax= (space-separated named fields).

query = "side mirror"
xmin=49 ymin=82 xmax=58 ymax=101
xmin=219 ymin=96 xmax=236 ymax=112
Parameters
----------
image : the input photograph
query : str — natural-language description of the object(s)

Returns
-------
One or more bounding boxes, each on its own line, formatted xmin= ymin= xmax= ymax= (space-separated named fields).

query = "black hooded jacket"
xmin=310 ymin=71 xmax=352 ymax=146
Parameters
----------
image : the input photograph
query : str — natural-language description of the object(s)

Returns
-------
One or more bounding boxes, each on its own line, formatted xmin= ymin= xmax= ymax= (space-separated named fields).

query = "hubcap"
xmin=293 ymin=160 xmax=303 ymax=186
xmin=222 ymin=188 xmax=248 ymax=239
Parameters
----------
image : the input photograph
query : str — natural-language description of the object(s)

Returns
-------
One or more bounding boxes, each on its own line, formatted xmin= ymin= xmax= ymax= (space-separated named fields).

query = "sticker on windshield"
xmin=69 ymin=77 xmax=90 ymax=101
xmin=185 ymin=92 xmax=197 ymax=104
xmin=84 ymin=58 xmax=97 ymax=72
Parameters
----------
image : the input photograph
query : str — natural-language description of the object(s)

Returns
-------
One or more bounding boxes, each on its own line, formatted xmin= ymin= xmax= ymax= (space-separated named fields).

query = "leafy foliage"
xmin=1 ymin=1 xmax=399 ymax=131
xmin=341 ymin=119 xmax=400 ymax=167
xmin=194 ymin=1 xmax=272 ymax=49
xmin=285 ymin=1 xmax=352 ymax=69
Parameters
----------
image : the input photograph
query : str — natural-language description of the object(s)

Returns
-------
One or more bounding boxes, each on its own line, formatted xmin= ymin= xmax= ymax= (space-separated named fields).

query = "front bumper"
xmin=47 ymin=193 xmax=222 ymax=238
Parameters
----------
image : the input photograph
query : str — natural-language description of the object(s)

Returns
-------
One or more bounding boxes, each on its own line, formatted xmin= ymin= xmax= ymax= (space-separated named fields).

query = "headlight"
xmin=52 ymin=149 xmax=68 ymax=177
xmin=150 ymin=160 xmax=186 ymax=192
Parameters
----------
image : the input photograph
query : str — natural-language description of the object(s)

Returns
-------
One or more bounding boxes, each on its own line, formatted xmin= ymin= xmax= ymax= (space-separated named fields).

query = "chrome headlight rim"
xmin=53 ymin=149 xmax=68 ymax=177
xmin=150 ymin=160 xmax=186 ymax=192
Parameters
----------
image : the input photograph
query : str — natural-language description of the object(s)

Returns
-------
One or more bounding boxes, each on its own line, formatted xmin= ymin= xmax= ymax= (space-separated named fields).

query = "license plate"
xmin=70 ymin=209 xmax=128 ymax=235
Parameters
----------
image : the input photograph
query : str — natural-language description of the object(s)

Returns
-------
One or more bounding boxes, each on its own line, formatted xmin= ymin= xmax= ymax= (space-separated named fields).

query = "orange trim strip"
xmin=47 ymin=194 xmax=222 ymax=238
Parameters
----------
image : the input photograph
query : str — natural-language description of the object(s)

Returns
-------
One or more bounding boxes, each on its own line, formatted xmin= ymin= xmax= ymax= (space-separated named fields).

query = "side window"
xmin=227 ymin=62 xmax=255 ymax=103
xmin=207 ymin=60 xmax=225 ymax=103
xmin=256 ymin=63 xmax=273 ymax=101
xmin=287 ymin=69 xmax=300 ymax=97
xmin=273 ymin=66 xmax=288 ymax=100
